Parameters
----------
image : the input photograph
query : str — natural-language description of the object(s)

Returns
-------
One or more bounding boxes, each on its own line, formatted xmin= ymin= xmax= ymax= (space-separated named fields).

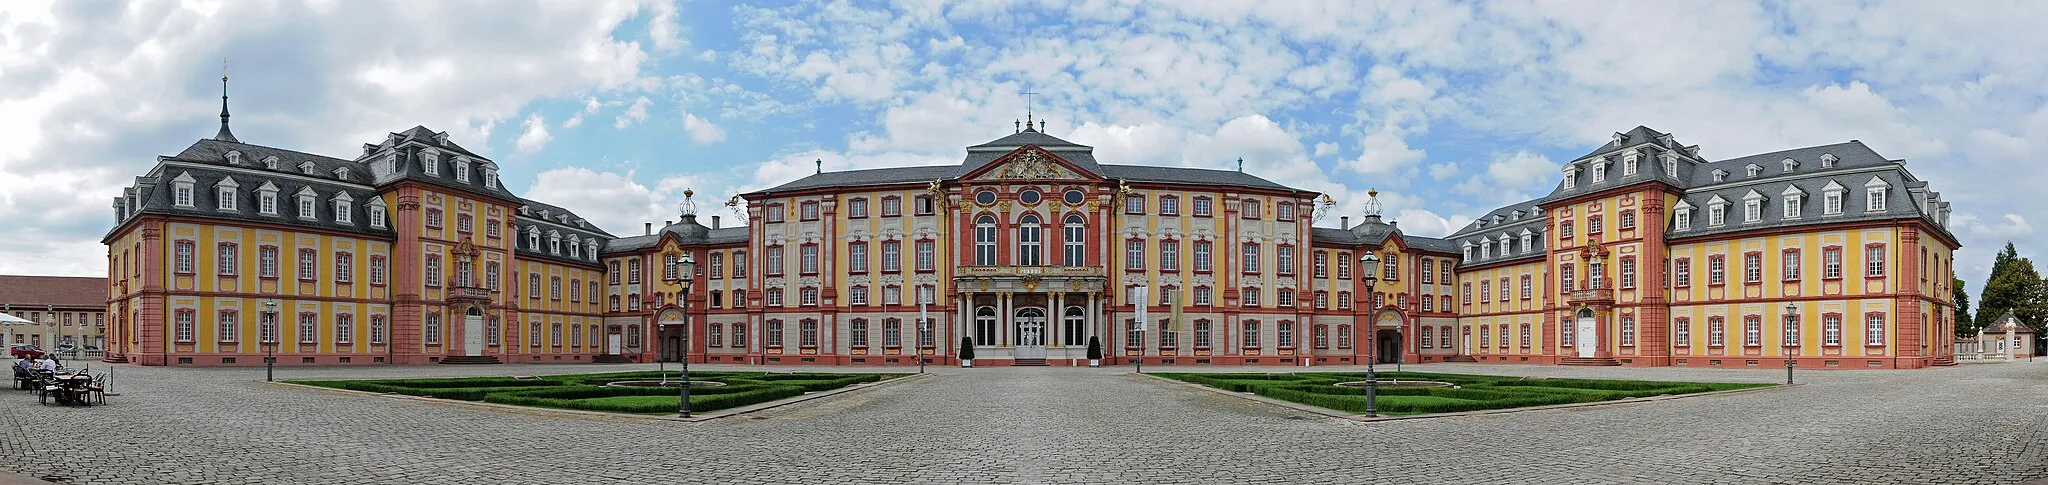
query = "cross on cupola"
xmin=1016 ymin=90 xmax=1045 ymax=133
xmin=214 ymin=59 xmax=239 ymax=143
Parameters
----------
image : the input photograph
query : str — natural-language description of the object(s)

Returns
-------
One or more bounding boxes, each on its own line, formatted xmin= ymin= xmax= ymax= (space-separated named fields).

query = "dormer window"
xmin=586 ymin=241 xmax=599 ymax=260
xmin=526 ymin=226 xmax=540 ymax=250
xmin=295 ymin=188 xmax=318 ymax=220
xmin=548 ymin=232 xmax=561 ymax=254
xmin=1746 ymin=164 xmax=1762 ymax=177
xmin=1707 ymin=196 xmax=1727 ymax=226
xmin=1820 ymin=153 xmax=1838 ymax=168
xmin=1742 ymin=191 xmax=1764 ymax=223
xmin=1519 ymin=230 xmax=1533 ymax=251
xmin=1824 ymin=181 xmax=1845 ymax=215
xmin=334 ymin=168 xmax=351 ymax=180
xmin=257 ymin=182 xmax=278 ymax=215
xmin=225 ymin=151 xmax=243 ymax=165
xmin=1675 ymin=204 xmax=1694 ymax=231
xmin=422 ymin=151 xmax=440 ymax=176
xmin=1782 ymin=158 xmax=1798 ymax=173
xmin=1711 ymin=170 xmax=1728 ymax=183
xmin=1463 ymin=243 xmax=1474 ymax=260
xmin=1622 ymin=150 xmax=1639 ymax=176
xmin=1564 ymin=167 xmax=1579 ymax=189
xmin=1782 ymin=185 xmax=1805 ymax=219
xmin=368 ymin=199 xmax=387 ymax=229
xmin=262 ymin=156 xmax=279 ymax=170
xmin=215 ymin=177 xmax=239 ymax=211
xmin=484 ymin=168 xmax=498 ymax=189
xmin=568 ymin=235 xmax=581 ymax=258
xmin=1866 ymin=178 xmax=1890 ymax=212
xmin=1591 ymin=160 xmax=1608 ymax=183
xmin=1662 ymin=154 xmax=1678 ymax=177
xmin=454 ymin=159 xmax=470 ymax=183
xmin=299 ymin=162 xmax=316 ymax=175
xmin=332 ymin=192 xmax=354 ymax=224
xmin=171 ymin=172 xmax=196 ymax=208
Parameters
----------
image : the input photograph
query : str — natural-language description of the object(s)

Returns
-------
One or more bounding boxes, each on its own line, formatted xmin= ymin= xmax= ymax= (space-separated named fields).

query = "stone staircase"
xmin=1012 ymin=358 xmax=1050 ymax=367
xmin=1558 ymin=357 xmax=1621 ymax=366
xmin=438 ymin=355 xmax=502 ymax=365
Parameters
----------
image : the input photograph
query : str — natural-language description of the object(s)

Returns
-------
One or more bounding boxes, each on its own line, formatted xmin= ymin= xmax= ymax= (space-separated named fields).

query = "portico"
xmin=954 ymin=266 xmax=1107 ymax=364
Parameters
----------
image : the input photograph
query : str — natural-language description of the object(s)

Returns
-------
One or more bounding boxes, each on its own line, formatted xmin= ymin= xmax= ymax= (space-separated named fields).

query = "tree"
xmin=1978 ymin=255 xmax=2048 ymax=335
xmin=958 ymin=337 xmax=975 ymax=361
xmin=1953 ymin=278 xmax=1974 ymax=337
xmin=1980 ymin=242 xmax=2023 ymax=329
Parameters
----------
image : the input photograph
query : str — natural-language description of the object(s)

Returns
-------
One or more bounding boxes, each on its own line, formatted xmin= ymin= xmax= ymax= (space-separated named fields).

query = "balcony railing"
xmin=1567 ymin=278 xmax=1613 ymax=304
xmin=955 ymin=266 xmax=1104 ymax=277
xmin=449 ymin=286 xmax=492 ymax=300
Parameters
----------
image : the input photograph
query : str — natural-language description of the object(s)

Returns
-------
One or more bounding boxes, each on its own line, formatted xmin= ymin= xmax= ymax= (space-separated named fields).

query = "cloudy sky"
xmin=2 ymin=0 xmax=2042 ymax=295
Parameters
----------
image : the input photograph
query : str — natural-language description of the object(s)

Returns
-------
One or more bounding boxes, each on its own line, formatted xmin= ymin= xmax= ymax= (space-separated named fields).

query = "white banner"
xmin=1133 ymin=286 xmax=1148 ymax=331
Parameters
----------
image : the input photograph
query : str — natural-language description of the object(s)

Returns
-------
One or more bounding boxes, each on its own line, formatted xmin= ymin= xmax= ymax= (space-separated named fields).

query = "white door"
xmin=1015 ymin=309 xmax=1047 ymax=359
xmin=463 ymin=315 xmax=485 ymax=357
xmin=1576 ymin=316 xmax=1597 ymax=358
xmin=608 ymin=334 xmax=622 ymax=355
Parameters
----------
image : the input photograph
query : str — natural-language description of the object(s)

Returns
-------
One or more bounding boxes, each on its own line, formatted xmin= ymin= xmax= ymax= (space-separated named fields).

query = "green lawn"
xmin=1152 ymin=371 xmax=1771 ymax=416
xmin=290 ymin=371 xmax=902 ymax=415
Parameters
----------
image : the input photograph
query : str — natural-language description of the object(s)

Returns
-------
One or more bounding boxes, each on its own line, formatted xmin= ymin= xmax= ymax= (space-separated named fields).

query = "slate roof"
xmin=1446 ymin=197 xmax=1550 ymax=268
xmin=0 ymin=276 xmax=109 ymax=308
xmin=754 ymin=128 xmax=1294 ymax=194
xmin=1308 ymin=216 xmax=1460 ymax=254
xmin=601 ymin=214 xmax=748 ymax=254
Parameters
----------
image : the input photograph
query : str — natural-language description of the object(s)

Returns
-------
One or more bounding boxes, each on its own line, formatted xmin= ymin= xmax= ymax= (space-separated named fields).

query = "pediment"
xmin=962 ymin=147 xmax=1098 ymax=182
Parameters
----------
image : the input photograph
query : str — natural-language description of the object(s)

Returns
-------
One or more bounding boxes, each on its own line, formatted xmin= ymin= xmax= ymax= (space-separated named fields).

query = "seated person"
xmin=37 ymin=358 xmax=56 ymax=372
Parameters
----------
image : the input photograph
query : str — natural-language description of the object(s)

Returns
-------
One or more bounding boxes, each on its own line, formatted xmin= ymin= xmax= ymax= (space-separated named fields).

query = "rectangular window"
xmin=710 ymin=324 xmax=725 ymax=347
xmin=1315 ymin=252 xmax=1329 ymax=278
xmin=1744 ymin=253 xmax=1762 ymax=283
xmin=1824 ymin=314 xmax=1843 ymax=346
xmin=1193 ymin=198 xmax=1212 ymax=217
xmin=1276 ymin=246 xmax=1294 ymax=275
xmin=916 ymin=240 xmax=935 ymax=271
xmin=300 ymin=313 xmax=319 ymax=344
xmin=850 ymin=320 xmax=868 ymax=347
xmin=1867 ymin=188 xmax=1887 ymax=211
xmin=1276 ymin=322 xmax=1295 ymax=348
xmin=881 ymin=197 xmax=901 ymax=217
xmin=1783 ymin=249 xmax=1802 ymax=281
xmin=882 ymin=241 xmax=901 ymax=272
xmin=1193 ymin=241 xmax=1212 ymax=272
xmin=1673 ymin=317 xmax=1691 ymax=347
xmin=423 ymin=255 xmax=440 ymax=287
xmin=1242 ymin=287 xmax=1260 ymax=307
xmin=1193 ymin=287 xmax=1212 ymax=306
xmin=800 ymin=320 xmax=818 ymax=347
xmin=1708 ymin=204 xmax=1725 ymax=226
xmin=217 ymin=244 xmax=237 ymax=276
xmin=916 ymin=196 xmax=935 ymax=215
xmin=260 ymin=246 xmax=279 ymax=278
xmin=1520 ymin=275 xmax=1533 ymax=299
xmin=1708 ymin=256 xmax=1726 ymax=285
xmin=1124 ymin=195 xmax=1144 ymax=214
xmin=174 ymin=310 xmax=195 ymax=343
xmin=1865 ymin=245 xmax=1885 ymax=277
xmin=1125 ymin=240 xmax=1145 ymax=271
xmin=1241 ymin=243 xmax=1259 ymax=273
xmin=174 ymin=241 xmax=194 ymax=274
xmin=335 ymin=252 xmax=353 ymax=283
xmin=765 ymin=204 xmax=785 ymax=223
xmin=335 ymin=314 xmax=353 ymax=344
xmin=849 ymin=242 xmax=868 ymax=273
xmin=370 ymin=315 xmax=385 ymax=344
xmin=297 ymin=249 xmax=318 ymax=282
xmin=1241 ymin=321 xmax=1260 ymax=347
xmin=1338 ymin=254 xmax=1352 ymax=280
xmin=1620 ymin=317 xmax=1635 ymax=346
xmin=1784 ymin=195 xmax=1802 ymax=219
xmin=1865 ymin=313 xmax=1886 ymax=346
xmin=883 ymin=319 xmax=901 ymax=347
xmin=1160 ymin=240 xmax=1180 ymax=271
xmin=1160 ymin=197 xmax=1178 ymax=216
xmin=766 ymin=247 xmax=784 ymax=275
xmin=1709 ymin=317 xmax=1726 ymax=347
xmin=849 ymin=198 xmax=868 ymax=218
xmin=801 ymin=244 xmax=819 ymax=274
xmin=1674 ymin=258 xmax=1691 ymax=287
xmin=1744 ymin=315 xmax=1762 ymax=347
xmin=457 ymin=214 xmax=473 ymax=233
xmin=800 ymin=201 xmax=819 ymax=221
xmin=1276 ymin=203 xmax=1294 ymax=221
xmin=425 ymin=208 xmax=442 ymax=228
xmin=1824 ymin=247 xmax=1843 ymax=279
xmin=710 ymin=253 xmax=724 ymax=280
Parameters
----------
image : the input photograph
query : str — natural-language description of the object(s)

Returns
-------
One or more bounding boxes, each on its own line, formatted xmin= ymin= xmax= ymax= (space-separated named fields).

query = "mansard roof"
xmin=754 ymin=128 xmax=1292 ymax=195
xmin=602 ymin=214 xmax=748 ymax=254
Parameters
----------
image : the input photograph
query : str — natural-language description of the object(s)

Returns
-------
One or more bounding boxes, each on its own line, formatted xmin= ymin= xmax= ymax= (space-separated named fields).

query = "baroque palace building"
xmin=103 ymin=93 xmax=1958 ymax=368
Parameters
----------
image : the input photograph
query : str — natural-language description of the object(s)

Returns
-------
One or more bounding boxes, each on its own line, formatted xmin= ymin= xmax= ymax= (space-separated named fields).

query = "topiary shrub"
xmin=1086 ymin=336 xmax=1102 ymax=360
xmin=959 ymin=337 xmax=976 ymax=361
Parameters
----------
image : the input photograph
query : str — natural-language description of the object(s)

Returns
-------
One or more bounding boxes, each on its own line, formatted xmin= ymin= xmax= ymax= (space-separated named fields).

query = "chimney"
xmin=644 ymin=222 xmax=652 ymax=235
xmin=712 ymin=216 xmax=721 ymax=229
xmin=1341 ymin=216 xmax=1349 ymax=228
xmin=1390 ymin=220 xmax=1399 ymax=229
xmin=665 ymin=220 xmax=673 ymax=227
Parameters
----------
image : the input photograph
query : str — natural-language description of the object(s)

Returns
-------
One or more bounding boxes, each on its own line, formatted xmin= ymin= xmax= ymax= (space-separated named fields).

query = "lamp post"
xmin=1359 ymin=251 xmax=1382 ymax=417
xmin=1783 ymin=302 xmax=1797 ymax=385
xmin=264 ymin=300 xmax=278 ymax=382
xmin=668 ymin=253 xmax=697 ymax=418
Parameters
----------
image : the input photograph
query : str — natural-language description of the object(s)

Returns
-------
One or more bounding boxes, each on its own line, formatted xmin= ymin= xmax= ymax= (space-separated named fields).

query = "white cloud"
xmin=616 ymin=96 xmax=652 ymax=129
xmin=682 ymin=112 xmax=725 ymax=143
xmin=563 ymin=96 xmax=602 ymax=128
xmin=1427 ymin=162 xmax=1459 ymax=180
xmin=515 ymin=113 xmax=552 ymax=153
xmin=522 ymin=167 xmax=695 ymax=236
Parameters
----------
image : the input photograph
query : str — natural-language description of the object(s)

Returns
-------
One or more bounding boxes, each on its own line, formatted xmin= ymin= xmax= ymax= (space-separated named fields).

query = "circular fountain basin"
xmin=1335 ymin=380 xmax=1456 ymax=388
xmin=605 ymin=380 xmax=728 ymax=388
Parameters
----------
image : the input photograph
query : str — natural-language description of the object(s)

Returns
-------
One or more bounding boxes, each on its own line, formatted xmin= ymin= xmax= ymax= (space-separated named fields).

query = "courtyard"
xmin=0 ymin=361 xmax=2043 ymax=484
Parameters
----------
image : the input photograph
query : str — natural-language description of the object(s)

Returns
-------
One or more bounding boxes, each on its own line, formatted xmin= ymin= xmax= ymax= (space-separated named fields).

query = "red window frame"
xmin=1192 ymin=197 xmax=1213 ymax=217
xmin=1782 ymin=248 xmax=1802 ymax=282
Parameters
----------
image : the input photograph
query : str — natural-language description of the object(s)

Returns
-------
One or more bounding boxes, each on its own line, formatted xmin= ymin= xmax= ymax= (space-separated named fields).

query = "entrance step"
xmin=1558 ymin=357 xmax=1621 ymax=366
xmin=1442 ymin=355 xmax=1478 ymax=363
xmin=438 ymin=355 xmax=503 ymax=365
xmin=1930 ymin=356 xmax=1959 ymax=366
xmin=100 ymin=354 xmax=130 ymax=364
xmin=1012 ymin=358 xmax=1050 ymax=367
xmin=592 ymin=354 xmax=634 ymax=364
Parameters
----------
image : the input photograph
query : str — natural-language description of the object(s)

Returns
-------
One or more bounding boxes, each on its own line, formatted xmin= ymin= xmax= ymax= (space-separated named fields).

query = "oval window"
xmin=1063 ymin=189 xmax=1085 ymax=205
xmin=976 ymin=190 xmax=997 ymax=206
xmin=1019 ymin=189 xmax=1042 ymax=205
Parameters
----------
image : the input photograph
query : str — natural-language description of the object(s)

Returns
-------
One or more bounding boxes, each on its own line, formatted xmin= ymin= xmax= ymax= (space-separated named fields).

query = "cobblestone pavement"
xmin=0 ymin=359 xmax=2042 ymax=484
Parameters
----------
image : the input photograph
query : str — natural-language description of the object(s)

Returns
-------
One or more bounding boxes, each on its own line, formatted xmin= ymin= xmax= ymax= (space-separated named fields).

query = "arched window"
xmin=974 ymin=215 xmax=998 ymax=265
xmin=974 ymin=306 xmax=997 ymax=345
xmin=1063 ymin=306 xmax=1086 ymax=346
xmin=1063 ymin=214 xmax=1086 ymax=267
xmin=1017 ymin=213 xmax=1043 ymax=266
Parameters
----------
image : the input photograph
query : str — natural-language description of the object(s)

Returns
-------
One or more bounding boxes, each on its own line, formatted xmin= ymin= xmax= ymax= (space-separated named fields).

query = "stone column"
xmin=998 ymin=292 xmax=1011 ymax=346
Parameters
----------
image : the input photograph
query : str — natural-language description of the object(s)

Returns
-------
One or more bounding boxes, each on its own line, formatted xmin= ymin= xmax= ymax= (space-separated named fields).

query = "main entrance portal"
xmin=1576 ymin=308 xmax=1598 ymax=358
xmin=462 ymin=307 xmax=484 ymax=357
xmin=1015 ymin=308 xmax=1046 ymax=360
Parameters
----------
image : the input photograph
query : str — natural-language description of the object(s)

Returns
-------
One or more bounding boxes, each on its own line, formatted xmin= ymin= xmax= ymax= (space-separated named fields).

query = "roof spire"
xmin=1021 ymin=90 xmax=1038 ymax=132
xmin=815 ymin=158 xmax=822 ymax=174
xmin=1237 ymin=157 xmax=1244 ymax=172
xmin=214 ymin=58 xmax=239 ymax=143
xmin=679 ymin=188 xmax=698 ymax=218
xmin=1363 ymin=188 xmax=1383 ymax=220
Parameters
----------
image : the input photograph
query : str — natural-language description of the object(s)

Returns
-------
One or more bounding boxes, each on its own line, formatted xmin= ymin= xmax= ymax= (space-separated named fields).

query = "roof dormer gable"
xmin=1711 ymin=169 xmax=1729 ymax=182
xmin=1706 ymin=194 xmax=1729 ymax=206
xmin=1819 ymin=153 xmax=1839 ymax=168
xmin=1780 ymin=184 xmax=1806 ymax=197
xmin=297 ymin=161 xmax=316 ymax=175
xmin=256 ymin=181 xmax=279 ymax=192
xmin=365 ymin=195 xmax=386 ymax=207
xmin=1745 ymin=163 xmax=1763 ymax=177
xmin=1742 ymin=189 xmax=1766 ymax=201
xmin=1864 ymin=176 xmax=1891 ymax=188
xmin=1822 ymin=180 xmax=1846 ymax=192
xmin=215 ymin=176 xmax=239 ymax=188
xmin=1781 ymin=158 xmax=1799 ymax=173
xmin=334 ymin=167 xmax=351 ymax=180
xmin=1674 ymin=199 xmax=1694 ymax=210
xmin=294 ymin=186 xmax=318 ymax=197
xmin=225 ymin=150 xmax=243 ymax=165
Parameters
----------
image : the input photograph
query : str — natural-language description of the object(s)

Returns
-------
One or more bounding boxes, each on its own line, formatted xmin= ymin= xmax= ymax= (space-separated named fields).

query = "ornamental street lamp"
xmin=1783 ymin=302 xmax=1797 ymax=385
xmin=667 ymin=253 xmax=697 ymax=418
xmin=264 ymin=299 xmax=278 ymax=382
xmin=1359 ymin=251 xmax=1382 ymax=418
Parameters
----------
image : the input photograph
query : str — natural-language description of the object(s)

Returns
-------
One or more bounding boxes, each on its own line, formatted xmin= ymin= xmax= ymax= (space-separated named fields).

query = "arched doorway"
xmin=462 ymin=306 xmax=485 ymax=357
xmin=1575 ymin=308 xmax=1598 ymax=358
xmin=974 ymin=307 xmax=997 ymax=346
xmin=1015 ymin=308 xmax=1046 ymax=360
xmin=658 ymin=309 xmax=685 ymax=362
xmin=1377 ymin=329 xmax=1401 ymax=364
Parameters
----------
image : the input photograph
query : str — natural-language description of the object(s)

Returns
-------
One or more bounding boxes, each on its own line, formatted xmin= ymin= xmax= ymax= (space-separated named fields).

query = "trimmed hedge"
xmin=290 ymin=370 xmax=886 ymax=414
xmin=1158 ymin=371 xmax=1769 ymax=415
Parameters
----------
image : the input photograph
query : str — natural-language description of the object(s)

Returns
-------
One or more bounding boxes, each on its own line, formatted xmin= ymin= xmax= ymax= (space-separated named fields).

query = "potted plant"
xmin=1086 ymin=336 xmax=1102 ymax=368
xmin=959 ymin=337 xmax=975 ymax=368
